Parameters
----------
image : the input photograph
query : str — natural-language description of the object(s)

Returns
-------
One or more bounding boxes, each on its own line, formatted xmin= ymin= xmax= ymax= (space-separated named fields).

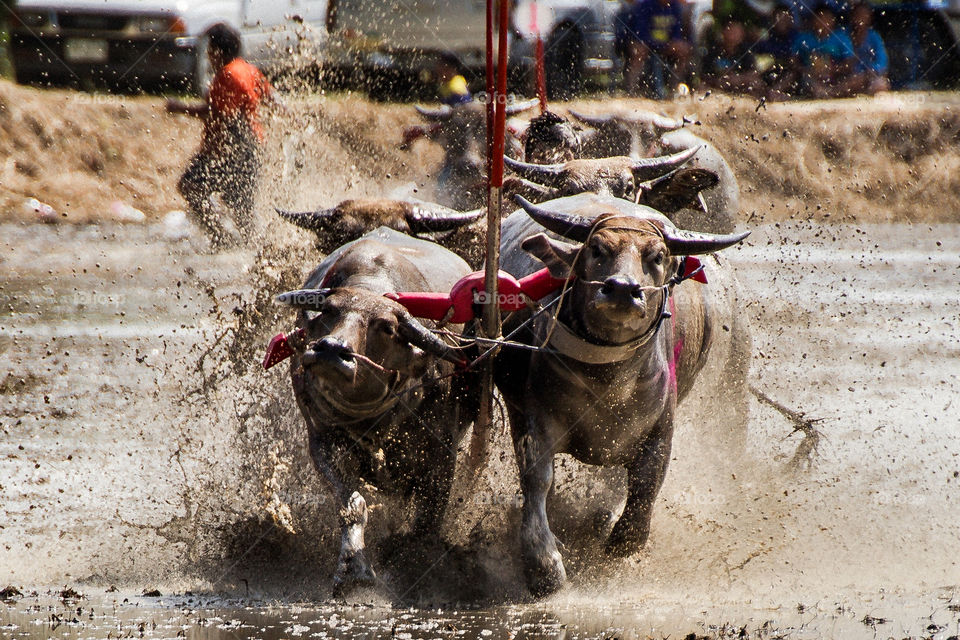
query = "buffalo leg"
xmin=307 ymin=433 xmax=377 ymax=594
xmin=606 ymin=417 xmax=674 ymax=556
xmin=515 ymin=416 xmax=566 ymax=597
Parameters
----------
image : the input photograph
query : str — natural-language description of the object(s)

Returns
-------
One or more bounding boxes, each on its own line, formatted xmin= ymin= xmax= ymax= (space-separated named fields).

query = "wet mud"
xmin=2 ymin=84 xmax=960 ymax=638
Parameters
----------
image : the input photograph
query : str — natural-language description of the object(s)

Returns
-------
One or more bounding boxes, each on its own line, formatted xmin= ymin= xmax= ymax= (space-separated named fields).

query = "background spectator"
xmin=434 ymin=52 xmax=471 ymax=106
xmin=702 ymin=19 xmax=762 ymax=96
xmin=754 ymin=3 xmax=802 ymax=100
xmin=792 ymin=2 xmax=856 ymax=98
xmin=840 ymin=2 xmax=890 ymax=94
xmin=623 ymin=0 xmax=693 ymax=98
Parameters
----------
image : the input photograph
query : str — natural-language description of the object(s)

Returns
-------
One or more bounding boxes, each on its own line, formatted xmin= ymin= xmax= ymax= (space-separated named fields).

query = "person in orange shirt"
xmin=166 ymin=25 xmax=278 ymax=248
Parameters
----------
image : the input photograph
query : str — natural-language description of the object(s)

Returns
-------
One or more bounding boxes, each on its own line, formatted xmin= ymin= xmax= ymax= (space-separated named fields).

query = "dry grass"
xmin=1 ymin=79 xmax=958 ymax=224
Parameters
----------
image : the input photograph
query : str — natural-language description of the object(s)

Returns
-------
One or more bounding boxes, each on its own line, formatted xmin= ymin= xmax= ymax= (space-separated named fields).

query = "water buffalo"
xmin=494 ymin=193 xmax=750 ymax=596
xmin=502 ymin=147 xmax=716 ymax=215
xmin=656 ymin=128 xmax=739 ymax=233
xmin=522 ymin=110 xmax=583 ymax=164
xmin=275 ymin=227 xmax=480 ymax=594
xmin=568 ymin=109 xmax=684 ymax=159
xmin=404 ymin=99 xmax=539 ymax=210
xmin=275 ymin=198 xmax=483 ymax=254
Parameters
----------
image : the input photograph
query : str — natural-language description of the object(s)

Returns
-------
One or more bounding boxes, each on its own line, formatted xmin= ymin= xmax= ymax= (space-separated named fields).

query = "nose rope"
xmin=538 ymin=213 xmax=668 ymax=350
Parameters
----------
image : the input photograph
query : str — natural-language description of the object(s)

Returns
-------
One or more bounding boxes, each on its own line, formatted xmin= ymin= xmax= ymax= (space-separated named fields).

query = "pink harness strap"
xmin=668 ymin=296 xmax=682 ymax=395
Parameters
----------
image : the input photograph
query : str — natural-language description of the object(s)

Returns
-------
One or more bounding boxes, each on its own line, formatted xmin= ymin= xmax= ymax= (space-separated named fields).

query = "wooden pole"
xmin=468 ymin=0 xmax=510 ymax=484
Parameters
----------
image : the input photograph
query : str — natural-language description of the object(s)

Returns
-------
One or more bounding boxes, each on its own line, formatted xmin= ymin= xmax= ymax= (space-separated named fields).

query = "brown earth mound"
xmin=1 ymin=79 xmax=958 ymax=224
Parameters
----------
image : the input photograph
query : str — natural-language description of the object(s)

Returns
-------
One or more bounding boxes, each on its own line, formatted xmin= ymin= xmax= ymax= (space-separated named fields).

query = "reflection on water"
xmin=2 ymin=591 xmax=959 ymax=640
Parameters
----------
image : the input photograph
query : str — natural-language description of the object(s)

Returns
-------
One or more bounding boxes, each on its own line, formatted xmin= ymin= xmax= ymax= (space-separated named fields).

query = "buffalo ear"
xmin=521 ymin=233 xmax=580 ymax=279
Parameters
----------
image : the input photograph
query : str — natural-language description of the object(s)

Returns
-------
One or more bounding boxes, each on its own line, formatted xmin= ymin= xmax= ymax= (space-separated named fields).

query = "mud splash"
xmin=2 ymin=83 xmax=960 ymax=638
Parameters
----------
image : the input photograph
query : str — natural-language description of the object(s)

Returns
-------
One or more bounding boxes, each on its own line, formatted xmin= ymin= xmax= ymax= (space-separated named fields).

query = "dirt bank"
xmin=1 ymin=80 xmax=959 ymax=225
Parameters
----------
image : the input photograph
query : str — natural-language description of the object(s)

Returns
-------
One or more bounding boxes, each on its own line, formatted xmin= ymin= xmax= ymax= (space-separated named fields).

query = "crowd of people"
xmin=617 ymin=0 xmax=891 ymax=100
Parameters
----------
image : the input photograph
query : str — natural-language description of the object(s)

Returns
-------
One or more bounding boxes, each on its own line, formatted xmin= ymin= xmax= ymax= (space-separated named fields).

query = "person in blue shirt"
xmin=702 ymin=19 xmax=762 ymax=96
xmin=754 ymin=3 xmax=802 ymax=100
xmin=623 ymin=0 xmax=693 ymax=98
xmin=792 ymin=2 xmax=856 ymax=97
xmin=839 ymin=1 xmax=890 ymax=94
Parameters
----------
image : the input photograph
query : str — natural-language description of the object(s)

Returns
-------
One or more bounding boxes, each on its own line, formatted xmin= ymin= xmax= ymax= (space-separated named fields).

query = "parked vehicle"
xmin=9 ymin=0 xmax=328 ymax=93
xmin=324 ymin=0 xmax=643 ymax=99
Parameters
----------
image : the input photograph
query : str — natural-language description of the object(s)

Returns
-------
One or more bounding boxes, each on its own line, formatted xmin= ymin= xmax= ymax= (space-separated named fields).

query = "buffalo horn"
xmin=275 ymin=288 xmax=332 ymax=310
xmin=275 ymin=208 xmax=337 ymax=231
xmin=504 ymin=98 xmax=540 ymax=115
xmin=630 ymin=145 xmax=701 ymax=181
xmin=513 ymin=195 xmax=595 ymax=242
xmin=503 ymin=155 xmax=565 ymax=185
xmin=661 ymin=227 xmax=750 ymax=255
xmin=415 ymin=104 xmax=453 ymax=120
xmin=406 ymin=204 xmax=484 ymax=233
xmin=567 ymin=109 xmax=613 ymax=126
xmin=397 ymin=311 xmax=464 ymax=365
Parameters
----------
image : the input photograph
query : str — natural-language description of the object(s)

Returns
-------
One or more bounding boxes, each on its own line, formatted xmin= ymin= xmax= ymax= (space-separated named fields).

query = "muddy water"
xmin=1 ymin=218 xmax=959 ymax=639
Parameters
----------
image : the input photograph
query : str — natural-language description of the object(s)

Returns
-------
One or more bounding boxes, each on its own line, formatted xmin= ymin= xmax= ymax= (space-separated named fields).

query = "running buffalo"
xmin=494 ymin=193 xmax=751 ymax=596
xmin=275 ymin=228 xmax=480 ymax=595
xmin=403 ymin=99 xmax=538 ymax=210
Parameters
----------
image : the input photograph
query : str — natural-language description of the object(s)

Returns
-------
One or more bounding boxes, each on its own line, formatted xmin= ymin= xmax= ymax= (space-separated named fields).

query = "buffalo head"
xmin=277 ymin=287 xmax=461 ymax=414
xmin=276 ymin=199 xmax=482 ymax=240
xmin=514 ymin=195 xmax=748 ymax=344
xmin=523 ymin=111 xmax=582 ymax=164
xmin=569 ymin=109 xmax=685 ymax=158
xmin=503 ymin=145 xmax=702 ymax=203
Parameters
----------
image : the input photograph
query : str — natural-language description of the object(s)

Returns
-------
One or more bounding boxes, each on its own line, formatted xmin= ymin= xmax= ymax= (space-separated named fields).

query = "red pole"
xmin=485 ymin=0 xmax=495 ymax=175
xmin=489 ymin=0 xmax=509 ymax=191
xmin=470 ymin=0 xmax=510 ymax=486
xmin=531 ymin=2 xmax=548 ymax=112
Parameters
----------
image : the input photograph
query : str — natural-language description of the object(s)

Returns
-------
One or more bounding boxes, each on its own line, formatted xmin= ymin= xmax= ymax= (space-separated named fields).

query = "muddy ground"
xmin=1 ymin=80 xmax=960 ymax=638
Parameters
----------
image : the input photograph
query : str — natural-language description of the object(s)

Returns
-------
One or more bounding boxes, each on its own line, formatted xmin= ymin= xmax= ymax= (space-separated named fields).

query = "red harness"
xmin=263 ymin=257 xmax=706 ymax=370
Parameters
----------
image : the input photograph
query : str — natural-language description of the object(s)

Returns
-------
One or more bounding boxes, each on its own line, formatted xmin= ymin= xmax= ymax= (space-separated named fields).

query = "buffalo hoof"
xmin=521 ymin=532 xmax=566 ymax=597
xmin=332 ymin=552 xmax=377 ymax=597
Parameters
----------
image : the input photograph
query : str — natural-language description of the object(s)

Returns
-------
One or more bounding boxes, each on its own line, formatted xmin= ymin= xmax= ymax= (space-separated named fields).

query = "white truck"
xmin=9 ymin=0 xmax=328 ymax=92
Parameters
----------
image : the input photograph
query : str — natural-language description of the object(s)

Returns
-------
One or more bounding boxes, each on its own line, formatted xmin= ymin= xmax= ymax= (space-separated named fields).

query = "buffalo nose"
xmin=600 ymin=276 xmax=645 ymax=302
xmin=315 ymin=337 xmax=355 ymax=362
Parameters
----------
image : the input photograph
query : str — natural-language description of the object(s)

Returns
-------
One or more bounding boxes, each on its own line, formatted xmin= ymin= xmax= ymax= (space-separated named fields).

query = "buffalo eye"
xmin=590 ymin=244 xmax=605 ymax=261
xmin=374 ymin=318 xmax=397 ymax=337
xmin=653 ymin=251 xmax=665 ymax=266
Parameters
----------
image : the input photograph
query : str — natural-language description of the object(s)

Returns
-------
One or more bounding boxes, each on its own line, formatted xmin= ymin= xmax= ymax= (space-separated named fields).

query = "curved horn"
xmin=631 ymin=145 xmax=701 ymax=181
xmin=406 ymin=203 xmax=484 ymax=233
xmin=276 ymin=288 xmax=332 ymax=310
xmin=651 ymin=113 xmax=684 ymax=131
xmin=503 ymin=155 xmax=565 ymax=185
xmin=275 ymin=208 xmax=337 ymax=232
xmin=513 ymin=195 xmax=595 ymax=242
xmin=662 ymin=227 xmax=750 ymax=256
xmin=567 ymin=109 xmax=614 ymax=127
xmin=505 ymin=98 xmax=540 ymax=115
xmin=415 ymin=104 xmax=453 ymax=120
xmin=397 ymin=311 xmax=464 ymax=365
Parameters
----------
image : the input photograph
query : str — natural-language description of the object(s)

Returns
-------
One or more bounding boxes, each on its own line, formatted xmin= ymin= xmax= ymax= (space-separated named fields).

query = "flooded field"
xmin=2 ymin=216 xmax=958 ymax=638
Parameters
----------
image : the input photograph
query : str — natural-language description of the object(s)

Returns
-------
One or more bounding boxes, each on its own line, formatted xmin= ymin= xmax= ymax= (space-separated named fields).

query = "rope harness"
xmin=265 ymin=213 xmax=707 ymax=410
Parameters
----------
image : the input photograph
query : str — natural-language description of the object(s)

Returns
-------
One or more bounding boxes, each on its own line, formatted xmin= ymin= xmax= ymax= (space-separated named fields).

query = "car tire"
xmin=545 ymin=24 xmax=584 ymax=100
